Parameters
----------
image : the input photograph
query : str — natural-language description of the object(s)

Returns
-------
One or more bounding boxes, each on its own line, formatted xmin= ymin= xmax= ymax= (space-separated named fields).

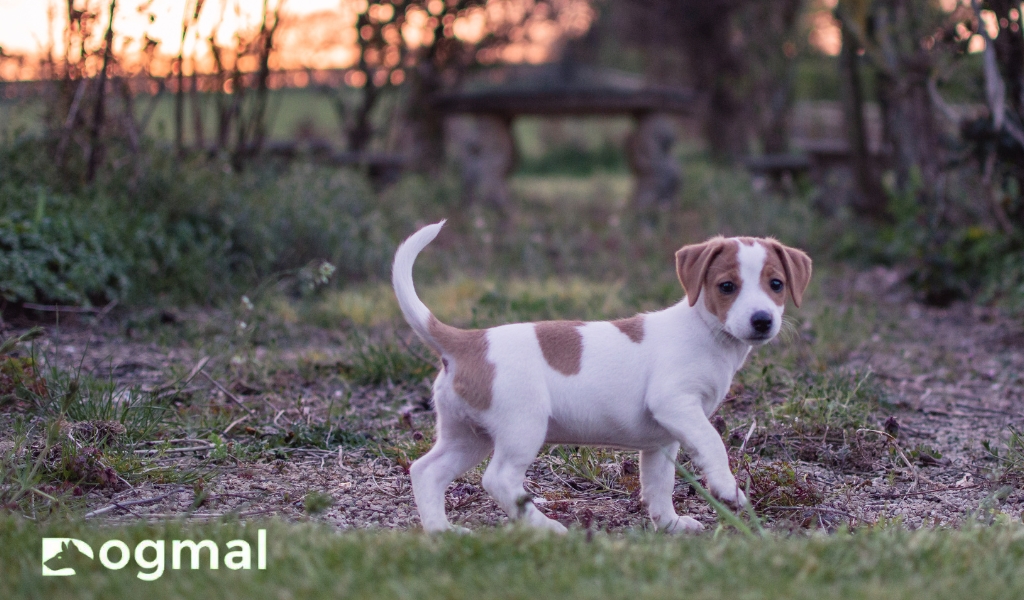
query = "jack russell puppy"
xmin=392 ymin=221 xmax=811 ymax=533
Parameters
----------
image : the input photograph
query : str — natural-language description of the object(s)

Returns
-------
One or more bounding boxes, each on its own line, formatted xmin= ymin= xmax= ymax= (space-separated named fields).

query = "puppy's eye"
xmin=718 ymin=282 xmax=736 ymax=294
xmin=770 ymin=279 xmax=784 ymax=292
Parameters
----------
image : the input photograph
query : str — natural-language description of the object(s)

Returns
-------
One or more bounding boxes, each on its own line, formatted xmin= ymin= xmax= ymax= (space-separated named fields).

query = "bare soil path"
xmin=7 ymin=292 xmax=1024 ymax=533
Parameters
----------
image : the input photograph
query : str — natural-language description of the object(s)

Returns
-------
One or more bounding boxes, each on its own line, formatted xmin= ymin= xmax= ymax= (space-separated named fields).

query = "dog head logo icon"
xmin=42 ymin=538 xmax=94 ymax=576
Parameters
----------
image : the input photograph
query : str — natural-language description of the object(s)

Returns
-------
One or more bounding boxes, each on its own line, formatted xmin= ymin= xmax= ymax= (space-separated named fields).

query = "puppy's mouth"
xmin=744 ymin=331 xmax=775 ymax=344
xmin=718 ymin=326 xmax=775 ymax=345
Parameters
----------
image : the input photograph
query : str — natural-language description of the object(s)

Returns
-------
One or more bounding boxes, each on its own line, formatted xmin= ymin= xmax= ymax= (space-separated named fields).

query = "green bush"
xmin=0 ymin=137 xmax=405 ymax=307
xmin=835 ymin=167 xmax=1024 ymax=307
xmin=0 ymin=191 xmax=129 ymax=305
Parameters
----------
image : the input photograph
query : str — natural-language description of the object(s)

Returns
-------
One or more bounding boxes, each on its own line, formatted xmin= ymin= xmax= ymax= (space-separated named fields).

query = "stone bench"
xmin=433 ymin=85 xmax=695 ymax=209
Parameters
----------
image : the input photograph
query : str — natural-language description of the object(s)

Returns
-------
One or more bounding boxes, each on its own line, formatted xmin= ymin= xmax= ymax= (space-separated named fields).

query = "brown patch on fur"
xmin=758 ymin=242 xmax=788 ymax=307
xmin=761 ymin=240 xmax=813 ymax=307
xmin=535 ymin=321 xmax=584 ymax=375
xmin=611 ymin=315 xmax=645 ymax=344
xmin=701 ymin=241 xmax=742 ymax=323
xmin=676 ymin=237 xmax=730 ymax=307
xmin=428 ymin=316 xmax=495 ymax=410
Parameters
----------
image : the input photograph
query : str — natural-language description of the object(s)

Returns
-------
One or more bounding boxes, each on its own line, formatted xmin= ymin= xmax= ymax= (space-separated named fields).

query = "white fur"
xmin=393 ymin=222 xmax=787 ymax=534
xmin=392 ymin=220 xmax=445 ymax=351
xmin=724 ymin=241 xmax=784 ymax=342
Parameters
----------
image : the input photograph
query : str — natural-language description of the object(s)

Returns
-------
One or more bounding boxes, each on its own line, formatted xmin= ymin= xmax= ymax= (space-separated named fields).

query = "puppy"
xmin=392 ymin=221 xmax=811 ymax=533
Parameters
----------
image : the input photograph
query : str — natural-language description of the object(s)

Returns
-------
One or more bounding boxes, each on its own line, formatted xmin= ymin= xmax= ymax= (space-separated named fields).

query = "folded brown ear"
xmin=771 ymin=242 xmax=812 ymax=307
xmin=675 ymin=237 xmax=727 ymax=306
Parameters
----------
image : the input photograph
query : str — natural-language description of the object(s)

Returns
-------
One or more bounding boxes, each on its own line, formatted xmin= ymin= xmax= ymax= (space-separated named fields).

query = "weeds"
xmin=374 ymin=429 xmax=434 ymax=472
xmin=732 ymin=368 xmax=895 ymax=472
xmin=29 ymin=365 xmax=168 ymax=443
xmin=0 ymin=328 xmax=209 ymax=515
xmin=255 ymin=421 xmax=374 ymax=454
xmin=303 ymin=491 xmax=335 ymax=515
xmin=982 ymin=425 xmax=1024 ymax=482
xmin=776 ymin=369 xmax=881 ymax=433
xmin=545 ymin=446 xmax=633 ymax=496
xmin=339 ymin=333 xmax=435 ymax=386
xmin=735 ymin=456 xmax=824 ymax=512
xmin=0 ymin=418 xmax=67 ymax=516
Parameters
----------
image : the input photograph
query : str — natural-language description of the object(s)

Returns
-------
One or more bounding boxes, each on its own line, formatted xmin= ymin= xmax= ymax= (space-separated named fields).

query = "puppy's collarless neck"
xmin=680 ymin=298 xmax=751 ymax=354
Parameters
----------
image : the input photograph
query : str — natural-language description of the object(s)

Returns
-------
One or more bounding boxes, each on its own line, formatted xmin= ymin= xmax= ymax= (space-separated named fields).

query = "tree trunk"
xmin=876 ymin=63 xmax=942 ymax=204
xmin=86 ymin=0 xmax=116 ymax=183
xmin=403 ymin=61 xmax=447 ymax=173
xmin=839 ymin=20 xmax=887 ymax=219
xmin=989 ymin=0 xmax=1023 ymax=119
xmin=190 ymin=68 xmax=205 ymax=151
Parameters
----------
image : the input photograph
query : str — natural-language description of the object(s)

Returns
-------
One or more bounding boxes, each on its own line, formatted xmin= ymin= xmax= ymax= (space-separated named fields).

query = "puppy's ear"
xmin=675 ymin=237 xmax=727 ymax=307
xmin=768 ymin=241 xmax=812 ymax=308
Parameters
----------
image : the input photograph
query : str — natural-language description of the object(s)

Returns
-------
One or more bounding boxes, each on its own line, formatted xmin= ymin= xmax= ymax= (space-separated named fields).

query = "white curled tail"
xmin=392 ymin=220 xmax=446 ymax=351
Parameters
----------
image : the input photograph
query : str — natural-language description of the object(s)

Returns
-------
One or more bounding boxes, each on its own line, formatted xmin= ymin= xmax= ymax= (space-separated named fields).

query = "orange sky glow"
xmin=0 ymin=0 xmax=595 ymax=81
xmin=0 ymin=0 xmax=991 ymax=83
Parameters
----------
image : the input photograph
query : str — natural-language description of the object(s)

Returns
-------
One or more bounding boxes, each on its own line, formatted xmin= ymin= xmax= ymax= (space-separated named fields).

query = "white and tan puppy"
xmin=392 ymin=221 xmax=811 ymax=533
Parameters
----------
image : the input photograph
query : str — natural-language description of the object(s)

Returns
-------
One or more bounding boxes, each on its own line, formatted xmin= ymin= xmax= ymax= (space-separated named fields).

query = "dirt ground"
xmin=7 ymin=285 xmax=1024 ymax=534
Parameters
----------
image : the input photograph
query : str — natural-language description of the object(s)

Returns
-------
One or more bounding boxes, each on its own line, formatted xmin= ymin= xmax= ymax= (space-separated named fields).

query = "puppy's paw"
xmin=709 ymin=479 xmax=748 ymax=509
xmin=661 ymin=515 xmax=704 ymax=534
xmin=551 ymin=521 xmax=570 ymax=534
xmin=424 ymin=523 xmax=472 ymax=534
xmin=535 ymin=516 xmax=569 ymax=534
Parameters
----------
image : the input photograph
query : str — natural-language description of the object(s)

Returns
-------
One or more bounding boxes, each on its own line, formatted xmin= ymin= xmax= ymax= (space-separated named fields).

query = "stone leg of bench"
xmin=451 ymin=115 xmax=515 ymax=209
xmin=628 ymin=113 xmax=681 ymax=211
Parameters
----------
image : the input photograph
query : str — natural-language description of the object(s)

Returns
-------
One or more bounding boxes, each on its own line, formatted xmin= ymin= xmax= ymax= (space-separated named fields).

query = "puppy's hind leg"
xmin=410 ymin=412 xmax=493 ymax=533
xmin=482 ymin=422 xmax=567 ymax=534
xmin=640 ymin=442 xmax=704 ymax=533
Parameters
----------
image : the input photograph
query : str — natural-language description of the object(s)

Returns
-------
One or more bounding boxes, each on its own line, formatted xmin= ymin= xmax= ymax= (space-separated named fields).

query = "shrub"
xmin=0 ymin=138 xmax=402 ymax=307
xmin=0 ymin=189 xmax=129 ymax=305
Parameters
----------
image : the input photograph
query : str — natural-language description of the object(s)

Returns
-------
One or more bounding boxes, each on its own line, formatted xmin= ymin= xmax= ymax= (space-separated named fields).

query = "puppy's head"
xmin=676 ymin=236 xmax=812 ymax=344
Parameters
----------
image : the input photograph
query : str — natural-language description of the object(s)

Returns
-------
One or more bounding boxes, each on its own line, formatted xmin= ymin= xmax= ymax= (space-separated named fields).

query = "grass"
xmin=774 ymin=369 xmax=884 ymax=433
xmin=546 ymin=446 xmax=634 ymax=496
xmin=982 ymin=425 xmax=1024 ymax=483
xmin=0 ymin=329 xmax=216 ymax=514
xmin=336 ymin=333 xmax=435 ymax=387
xmin=5 ymin=518 xmax=1024 ymax=598
xmin=302 ymin=276 xmax=631 ymax=330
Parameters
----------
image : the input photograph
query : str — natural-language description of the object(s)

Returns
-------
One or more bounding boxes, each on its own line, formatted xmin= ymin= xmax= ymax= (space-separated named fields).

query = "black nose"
xmin=751 ymin=311 xmax=773 ymax=334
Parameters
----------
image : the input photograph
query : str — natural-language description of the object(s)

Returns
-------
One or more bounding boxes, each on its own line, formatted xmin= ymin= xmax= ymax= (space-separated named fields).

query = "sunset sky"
xmin=0 ymin=0 xmax=357 ymax=77
xmin=0 ymin=0 xmax=990 ymax=82
xmin=0 ymin=0 xmax=599 ymax=79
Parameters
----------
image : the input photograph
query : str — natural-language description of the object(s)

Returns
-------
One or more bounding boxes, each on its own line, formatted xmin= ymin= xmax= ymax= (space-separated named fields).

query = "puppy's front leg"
xmin=648 ymin=398 xmax=746 ymax=508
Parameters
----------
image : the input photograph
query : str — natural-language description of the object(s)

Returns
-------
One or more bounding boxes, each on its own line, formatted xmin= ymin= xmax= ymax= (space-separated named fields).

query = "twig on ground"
xmin=858 ymin=428 xmax=919 ymax=493
xmin=148 ymin=356 xmax=210 ymax=394
xmin=739 ymin=419 xmax=757 ymax=455
xmin=22 ymin=303 xmax=104 ymax=314
xmin=136 ymin=438 xmax=211 ymax=446
xmin=869 ymin=483 xmax=983 ymax=499
xmin=766 ymin=505 xmax=866 ymax=524
xmin=201 ymin=370 xmax=256 ymax=415
xmin=84 ymin=489 xmax=182 ymax=518
xmin=135 ymin=443 xmax=214 ymax=456
xmin=223 ymin=414 xmax=250 ymax=435
xmin=118 ymin=507 xmax=278 ymax=520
